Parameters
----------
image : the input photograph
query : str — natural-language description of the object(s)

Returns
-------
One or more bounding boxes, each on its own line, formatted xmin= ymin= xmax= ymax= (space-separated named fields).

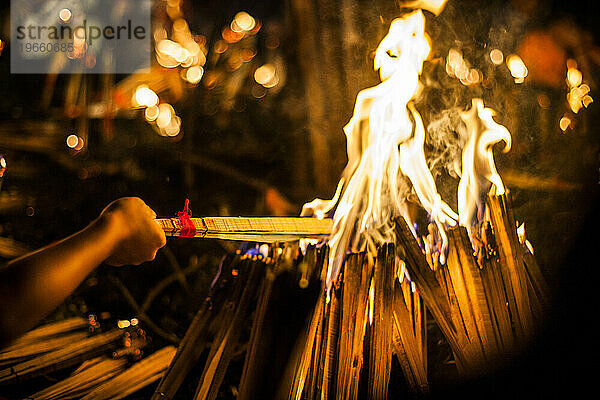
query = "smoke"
xmin=426 ymin=108 xmax=465 ymax=181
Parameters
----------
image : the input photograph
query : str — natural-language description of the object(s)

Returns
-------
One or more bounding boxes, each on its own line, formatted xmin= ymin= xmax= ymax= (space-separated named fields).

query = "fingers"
xmin=103 ymin=197 xmax=168 ymax=267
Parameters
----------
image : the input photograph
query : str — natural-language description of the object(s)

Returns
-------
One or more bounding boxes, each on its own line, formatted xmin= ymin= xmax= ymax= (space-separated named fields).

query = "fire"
xmin=457 ymin=99 xmax=511 ymax=242
xmin=517 ymin=222 xmax=534 ymax=255
xmin=303 ymin=5 xmax=513 ymax=293
xmin=302 ymin=10 xmax=457 ymax=291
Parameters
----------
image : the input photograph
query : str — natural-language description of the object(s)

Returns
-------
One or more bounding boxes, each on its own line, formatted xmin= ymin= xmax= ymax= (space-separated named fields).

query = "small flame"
xmin=457 ymin=99 xmax=511 ymax=241
xmin=117 ymin=320 xmax=131 ymax=329
xmin=517 ymin=222 xmax=534 ymax=254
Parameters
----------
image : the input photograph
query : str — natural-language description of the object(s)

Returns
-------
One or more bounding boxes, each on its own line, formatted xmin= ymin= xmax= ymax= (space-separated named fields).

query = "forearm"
xmin=0 ymin=215 xmax=123 ymax=344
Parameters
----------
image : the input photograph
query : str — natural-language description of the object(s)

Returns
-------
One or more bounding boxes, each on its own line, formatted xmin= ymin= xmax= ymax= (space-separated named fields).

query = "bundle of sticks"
xmin=394 ymin=193 xmax=549 ymax=376
xmin=285 ymin=243 xmax=428 ymax=399
xmin=149 ymin=241 xmax=429 ymax=399
xmin=149 ymin=192 xmax=548 ymax=398
xmin=2 ymin=193 xmax=547 ymax=398
xmin=0 ymin=317 xmax=176 ymax=399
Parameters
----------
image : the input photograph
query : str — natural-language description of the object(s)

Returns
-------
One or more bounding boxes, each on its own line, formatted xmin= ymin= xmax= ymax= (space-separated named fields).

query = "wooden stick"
xmin=193 ymin=258 xmax=265 ymax=400
xmin=151 ymin=254 xmax=239 ymax=400
xmin=1 ymin=318 xmax=88 ymax=352
xmin=81 ymin=346 xmax=177 ymax=400
xmin=0 ymin=330 xmax=124 ymax=385
xmin=157 ymin=217 xmax=332 ymax=242
xmin=487 ymin=194 xmax=535 ymax=341
xmin=368 ymin=243 xmax=395 ymax=399
xmin=336 ymin=252 xmax=368 ymax=400
xmin=27 ymin=357 xmax=128 ymax=400
xmin=0 ymin=331 xmax=89 ymax=363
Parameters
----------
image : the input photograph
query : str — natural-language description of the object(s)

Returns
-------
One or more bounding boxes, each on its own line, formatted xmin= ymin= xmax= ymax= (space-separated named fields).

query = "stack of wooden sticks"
xmin=0 ymin=317 xmax=176 ymax=399
xmin=394 ymin=193 xmax=549 ymax=376
xmin=2 ymin=192 xmax=548 ymax=398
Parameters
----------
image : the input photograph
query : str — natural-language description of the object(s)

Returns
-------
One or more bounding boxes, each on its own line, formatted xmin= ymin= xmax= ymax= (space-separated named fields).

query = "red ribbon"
xmin=177 ymin=199 xmax=196 ymax=238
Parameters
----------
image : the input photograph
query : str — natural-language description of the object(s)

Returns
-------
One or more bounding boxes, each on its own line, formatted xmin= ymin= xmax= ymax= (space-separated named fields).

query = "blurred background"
xmin=0 ymin=0 xmax=598 ymax=397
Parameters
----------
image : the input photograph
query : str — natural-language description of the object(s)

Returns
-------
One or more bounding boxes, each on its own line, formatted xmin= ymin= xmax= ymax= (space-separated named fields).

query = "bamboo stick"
xmin=278 ymin=245 xmax=329 ymax=400
xmin=1 ymin=318 xmax=88 ymax=352
xmin=446 ymin=228 xmax=499 ymax=369
xmin=286 ymin=287 xmax=326 ymax=400
xmin=0 ymin=329 xmax=124 ymax=385
xmin=445 ymin=235 xmax=485 ymax=367
xmin=479 ymin=255 xmax=515 ymax=352
xmin=311 ymin=289 xmax=329 ymax=400
xmin=69 ymin=356 xmax=107 ymax=376
xmin=319 ymin=281 xmax=340 ymax=400
xmin=391 ymin=281 xmax=428 ymax=393
xmin=522 ymin=251 xmax=550 ymax=309
xmin=393 ymin=218 xmax=463 ymax=359
xmin=391 ymin=324 xmax=417 ymax=390
xmin=237 ymin=266 xmax=275 ymax=400
xmin=27 ymin=357 xmax=128 ymax=400
xmin=335 ymin=252 xmax=368 ymax=400
xmin=81 ymin=346 xmax=177 ymax=400
xmin=0 ymin=331 xmax=89 ymax=363
xmin=193 ymin=258 xmax=265 ymax=400
xmin=487 ymin=194 xmax=535 ymax=341
xmin=368 ymin=243 xmax=395 ymax=399
xmin=151 ymin=254 xmax=239 ymax=400
xmin=157 ymin=217 xmax=332 ymax=242
xmin=304 ymin=251 xmax=330 ymax=400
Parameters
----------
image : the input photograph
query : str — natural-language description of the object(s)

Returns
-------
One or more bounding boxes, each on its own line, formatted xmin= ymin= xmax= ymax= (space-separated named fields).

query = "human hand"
xmin=97 ymin=197 xmax=166 ymax=266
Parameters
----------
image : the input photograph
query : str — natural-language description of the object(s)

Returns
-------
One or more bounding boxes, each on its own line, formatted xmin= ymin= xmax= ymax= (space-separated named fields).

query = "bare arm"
xmin=0 ymin=197 xmax=166 ymax=345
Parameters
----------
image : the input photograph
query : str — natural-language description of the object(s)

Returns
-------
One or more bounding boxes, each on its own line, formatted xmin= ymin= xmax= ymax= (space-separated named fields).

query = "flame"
xmin=457 ymin=99 xmax=511 ymax=240
xmin=302 ymin=10 xmax=457 ymax=291
xmin=517 ymin=222 xmax=534 ymax=254
xmin=302 ymin=4 xmax=513 ymax=294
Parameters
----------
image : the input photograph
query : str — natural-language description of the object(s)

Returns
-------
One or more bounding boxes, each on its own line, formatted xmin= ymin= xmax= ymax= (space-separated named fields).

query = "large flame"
xmin=302 ymin=10 xmax=457 ymax=291
xmin=303 ymin=8 xmax=511 ymax=293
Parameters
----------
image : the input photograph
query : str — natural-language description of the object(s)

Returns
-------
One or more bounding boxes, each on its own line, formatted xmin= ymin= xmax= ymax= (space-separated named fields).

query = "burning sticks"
xmin=394 ymin=193 xmax=549 ymax=376
xmin=368 ymin=244 xmax=395 ymax=398
xmin=335 ymin=252 xmax=370 ymax=399
xmin=284 ymin=243 xmax=428 ymax=399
